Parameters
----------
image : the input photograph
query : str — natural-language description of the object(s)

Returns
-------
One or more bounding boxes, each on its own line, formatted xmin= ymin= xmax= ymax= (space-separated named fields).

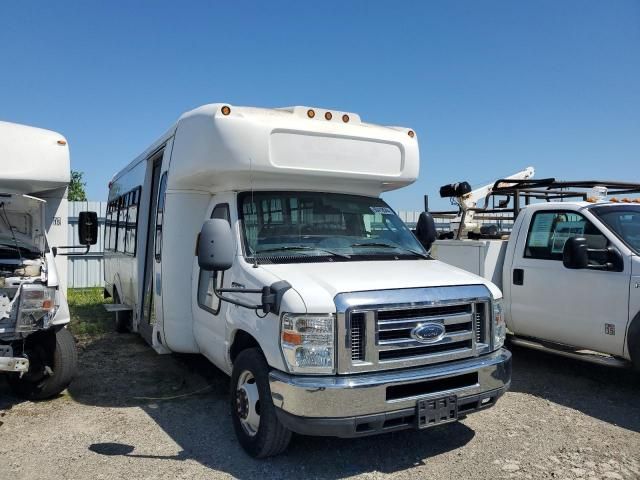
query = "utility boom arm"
xmin=450 ymin=166 xmax=535 ymax=237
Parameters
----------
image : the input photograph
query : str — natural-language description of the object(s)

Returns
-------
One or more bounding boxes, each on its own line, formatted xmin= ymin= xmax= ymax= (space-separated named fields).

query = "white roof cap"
xmin=0 ymin=121 xmax=70 ymax=194
xmin=167 ymin=103 xmax=419 ymax=196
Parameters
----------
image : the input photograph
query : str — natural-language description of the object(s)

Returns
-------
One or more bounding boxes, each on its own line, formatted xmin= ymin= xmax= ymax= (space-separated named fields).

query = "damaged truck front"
xmin=0 ymin=121 xmax=97 ymax=399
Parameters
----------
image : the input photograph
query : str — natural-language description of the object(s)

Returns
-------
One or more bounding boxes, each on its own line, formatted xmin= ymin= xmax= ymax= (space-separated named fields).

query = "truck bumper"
xmin=269 ymin=348 xmax=511 ymax=437
xmin=0 ymin=356 xmax=29 ymax=374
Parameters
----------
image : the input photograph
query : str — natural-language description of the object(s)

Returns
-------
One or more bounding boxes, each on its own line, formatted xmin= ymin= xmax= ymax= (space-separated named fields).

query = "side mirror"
xmin=78 ymin=211 xmax=98 ymax=245
xmin=563 ymin=237 xmax=589 ymax=269
xmin=415 ymin=212 xmax=437 ymax=251
xmin=198 ymin=219 xmax=235 ymax=272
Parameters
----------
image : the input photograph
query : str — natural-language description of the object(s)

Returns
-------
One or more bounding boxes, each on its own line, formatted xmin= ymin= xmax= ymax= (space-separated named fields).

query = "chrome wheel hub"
xmin=235 ymin=370 xmax=260 ymax=437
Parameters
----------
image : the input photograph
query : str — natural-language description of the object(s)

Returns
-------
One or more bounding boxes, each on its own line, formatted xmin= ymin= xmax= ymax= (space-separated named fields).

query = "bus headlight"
xmin=493 ymin=298 xmax=506 ymax=350
xmin=280 ymin=313 xmax=335 ymax=374
xmin=16 ymin=284 xmax=57 ymax=332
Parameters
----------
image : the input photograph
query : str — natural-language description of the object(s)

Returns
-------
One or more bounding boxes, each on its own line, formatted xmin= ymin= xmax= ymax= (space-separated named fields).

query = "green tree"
xmin=68 ymin=170 xmax=87 ymax=201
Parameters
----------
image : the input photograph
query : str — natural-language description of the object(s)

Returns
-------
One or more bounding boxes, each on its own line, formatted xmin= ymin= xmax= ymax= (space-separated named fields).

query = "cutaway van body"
xmin=104 ymin=104 xmax=511 ymax=457
xmin=0 ymin=121 xmax=96 ymax=400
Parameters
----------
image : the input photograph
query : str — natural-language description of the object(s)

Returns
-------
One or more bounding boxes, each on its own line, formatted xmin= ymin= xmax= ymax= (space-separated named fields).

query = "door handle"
xmin=513 ymin=268 xmax=524 ymax=285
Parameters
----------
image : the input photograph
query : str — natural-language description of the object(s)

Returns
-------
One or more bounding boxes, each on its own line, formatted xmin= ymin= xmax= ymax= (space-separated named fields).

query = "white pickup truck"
xmin=431 ymin=178 xmax=640 ymax=369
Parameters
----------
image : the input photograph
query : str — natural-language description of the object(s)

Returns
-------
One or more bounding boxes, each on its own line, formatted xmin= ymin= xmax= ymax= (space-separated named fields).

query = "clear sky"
xmin=1 ymin=1 xmax=638 ymax=210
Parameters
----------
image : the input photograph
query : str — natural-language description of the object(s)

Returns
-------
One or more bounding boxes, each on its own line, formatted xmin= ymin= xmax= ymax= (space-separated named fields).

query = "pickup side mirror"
xmin=563 ymin=236 xmax=625 ymax=272
xmin=198 ymin=219 xmax=235 ymax=272
xmin=563 ymin=237 xmax=589 ymax=269
xmin=415 ymin=212 xmax=437 ymax=251
xmin=78 ymin=211 xmax=98 ymax=245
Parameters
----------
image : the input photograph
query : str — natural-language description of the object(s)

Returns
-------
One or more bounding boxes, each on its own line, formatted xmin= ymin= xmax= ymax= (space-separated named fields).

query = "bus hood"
xmin=0 ymin=193 xmax=46 ymax=252
xmin=258 ymin=259 xmax=502 ymax=313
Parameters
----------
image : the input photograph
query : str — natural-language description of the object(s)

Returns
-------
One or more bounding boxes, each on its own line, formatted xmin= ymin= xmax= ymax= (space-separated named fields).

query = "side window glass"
xmin=154 ymin=173 xmax=168 ymax=262
xmin=109 ymin=201 xmax=118 ymax=251
xmin=117 ymin=196 xmax=127 ymax=253
xmin=525 ymin=211 xmax=607 ymax=261
xmin=125 ymin=187 xmax=140 ymax=256
xmin=104 ymin=203 xmax=112 ymax=250
xmin=198 ymin=203 xmax=230 ymax=314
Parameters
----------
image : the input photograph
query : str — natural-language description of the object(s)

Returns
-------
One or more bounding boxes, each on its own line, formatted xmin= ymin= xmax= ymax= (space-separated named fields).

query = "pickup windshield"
xmin=592 ymin=205 xmax=640 ymax=254
xmin=238 ymin=191 xmax=427 ymax=263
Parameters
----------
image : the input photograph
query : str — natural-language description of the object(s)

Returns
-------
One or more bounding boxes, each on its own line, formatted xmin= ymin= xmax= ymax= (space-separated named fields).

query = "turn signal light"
xmin=282 ymin=331 xmax=302 ymax=345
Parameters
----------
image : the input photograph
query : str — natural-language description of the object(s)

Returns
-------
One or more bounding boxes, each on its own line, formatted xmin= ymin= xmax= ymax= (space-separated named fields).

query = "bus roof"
xmin=0 ymin=121 xmax=70 ymax=194
xmin=111 ymin=103 xmax=420 ymax=197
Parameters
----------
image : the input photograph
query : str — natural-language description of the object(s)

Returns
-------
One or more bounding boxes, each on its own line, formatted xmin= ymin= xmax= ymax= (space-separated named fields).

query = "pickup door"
xmin=507 ymin=207 xmax=630 ymax=357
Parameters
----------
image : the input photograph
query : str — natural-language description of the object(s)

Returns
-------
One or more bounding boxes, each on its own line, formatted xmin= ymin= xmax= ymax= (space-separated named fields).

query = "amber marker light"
xmin=342 ymin=114 xmax=350 ymax=123
xmin=282 ymin=331 xmax=302 ymax=345
xmin=221 ymin=105 xmax=231 ymax=115
xmin=307 ymin=109 xmax=315 ymax=118
xmin=408 ymin=130 xmax=415 ymax=138
xmin=57 ymin=139 xmax=67 ymax=145
xmin=324 ymin=111 xmax=333 ymax=120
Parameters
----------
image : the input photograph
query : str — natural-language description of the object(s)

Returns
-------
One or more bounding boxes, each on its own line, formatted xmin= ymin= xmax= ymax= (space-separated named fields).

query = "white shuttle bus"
xmin=105 ymin=104 xmax=511 ymax=457
xmin=1 ymin=121 xmax=97 ymax=399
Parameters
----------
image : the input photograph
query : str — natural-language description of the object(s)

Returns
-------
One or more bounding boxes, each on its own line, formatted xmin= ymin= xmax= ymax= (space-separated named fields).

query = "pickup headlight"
xmin=16 ymin=284 xmax=57 ymax=332
xmin=492 ymin=298 xmax=506 ymax=350
xmin=280 ymin=313 xmax=335 ymax=374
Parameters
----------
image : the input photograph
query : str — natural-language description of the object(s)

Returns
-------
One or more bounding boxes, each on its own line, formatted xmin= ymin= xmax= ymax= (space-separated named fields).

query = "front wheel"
xmin=8 ymin=327 xmax=78 ymax=400
xmin=230 ymin=348 xmax=292 ymax=458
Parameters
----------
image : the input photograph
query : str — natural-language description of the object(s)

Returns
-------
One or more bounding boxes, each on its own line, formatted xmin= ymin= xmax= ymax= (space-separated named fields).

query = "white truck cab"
xmin=0 ymin=121 xmax=98 ymax=399
xmin=432 ymin=177 xmax=640 ymax=370
xmin=104 ymin=104 xmax=511 ymax=457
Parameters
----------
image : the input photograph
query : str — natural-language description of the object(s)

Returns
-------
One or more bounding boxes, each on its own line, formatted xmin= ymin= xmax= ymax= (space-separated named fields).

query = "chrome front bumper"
xmin=269 ymin=348 xmax=511 ymax=422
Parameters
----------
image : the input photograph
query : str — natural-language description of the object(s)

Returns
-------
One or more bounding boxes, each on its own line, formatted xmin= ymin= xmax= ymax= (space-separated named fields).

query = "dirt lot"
xmin=1 ymin=303 xmax=639 ymax=479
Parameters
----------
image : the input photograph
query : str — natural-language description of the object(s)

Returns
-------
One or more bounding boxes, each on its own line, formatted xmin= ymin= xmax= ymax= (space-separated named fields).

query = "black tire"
xmin=8 ymin=327 xmax=78 ymax=400
xmin=113 ymin=290 xmax=130 ymax=333
xmin=230 ymin=348 xmax=292 ymax=458
xmin=628 ymin=312 xmax=640 ymax=372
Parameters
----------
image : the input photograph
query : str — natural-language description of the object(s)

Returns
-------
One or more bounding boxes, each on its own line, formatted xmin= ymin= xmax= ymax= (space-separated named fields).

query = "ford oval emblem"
xmin=411 ymin=322 xmax=446 ymax=343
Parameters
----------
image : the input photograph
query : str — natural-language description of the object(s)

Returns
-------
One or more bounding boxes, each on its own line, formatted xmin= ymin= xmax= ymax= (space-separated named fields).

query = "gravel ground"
xmin=1 ymin=332 xmax=639 ymax=480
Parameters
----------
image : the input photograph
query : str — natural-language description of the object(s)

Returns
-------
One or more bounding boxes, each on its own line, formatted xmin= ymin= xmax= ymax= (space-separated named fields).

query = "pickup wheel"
xmin=629 ymin=312 xmax=640 ymax=372
xmin=230 ymin=348 xmax=292 ymax=458
xmin=8 ymin=327 xmax=78 ymax=400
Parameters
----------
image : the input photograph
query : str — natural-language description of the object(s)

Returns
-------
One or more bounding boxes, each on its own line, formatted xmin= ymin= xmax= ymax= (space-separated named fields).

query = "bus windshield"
xmin=238 ymin=191 xmax=427 ymax=262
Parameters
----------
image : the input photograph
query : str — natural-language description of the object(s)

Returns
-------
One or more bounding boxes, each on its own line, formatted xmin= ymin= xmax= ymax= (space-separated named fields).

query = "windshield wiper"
xmin=255 ymin=245 xmax=351 ymax=259
xmin=350 ymin=242 xmax=430 ymax=259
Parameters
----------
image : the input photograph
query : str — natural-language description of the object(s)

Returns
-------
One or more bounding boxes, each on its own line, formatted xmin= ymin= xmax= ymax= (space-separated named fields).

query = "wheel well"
xmin=628 ymin=311 xmax=640 ymax=367
xmin=230 ymin=330 xmax=261 ymax=363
